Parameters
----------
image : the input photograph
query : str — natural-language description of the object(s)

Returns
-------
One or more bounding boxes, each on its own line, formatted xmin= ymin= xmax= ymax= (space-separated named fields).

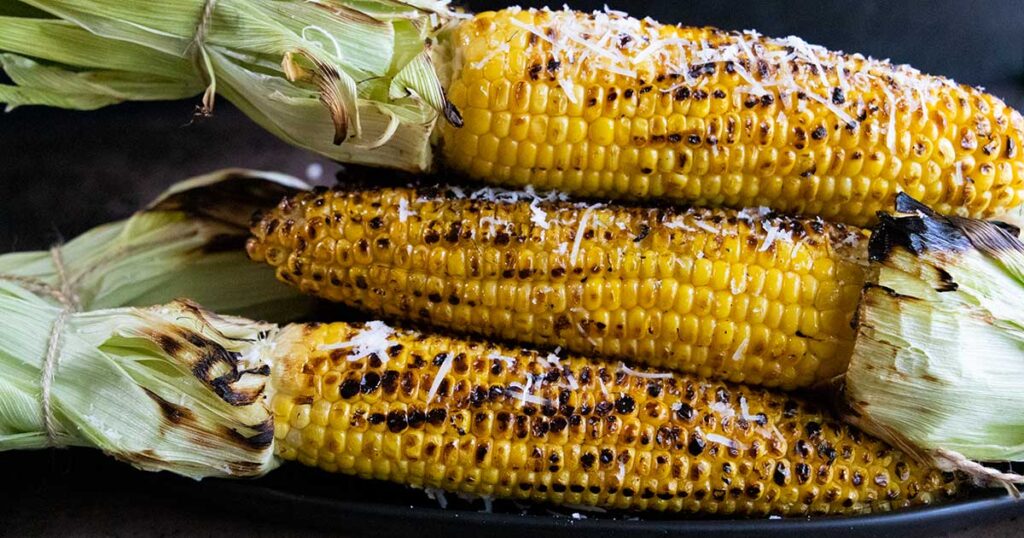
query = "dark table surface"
xmin=2 ymin=0 xmax=1023 ymax=536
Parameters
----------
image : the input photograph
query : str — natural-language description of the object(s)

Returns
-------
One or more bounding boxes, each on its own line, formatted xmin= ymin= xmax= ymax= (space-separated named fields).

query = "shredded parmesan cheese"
xmin=318 ymin=321 xmax=398 ymax=363
xmin=597 ymin=373 xmax=610 ymax=397
xmin=502 ymin=5 xmax=957 ymax=152
xmin=732 ymin=336 xmax=749 ymax=361
xmin=563 ymin=370 xmax=580 ymax=390
xmin=529 ymin=198 xmax=552 ymax=229
xmin=739 ymin=395 xmax=756 ymax=422
xmin=692 ymin=219 xmax=719 ymax=234
xmin=397 ymin=197 xmax=415 ymax=223
xmin=662 ymin=219 xmax=695 ymax=232
xmin=424 ymin=487 xmax=448 ymax=509
xmin=487 ymin=351 xmax=517 ymax=367
xmin=509 ymin=17 xmax=559 ymax=47
xmin=568 ymin=209 xmax=592 ymax=265
xmin=508 ymin=376 xmax=553 ymax=406
xmin=709 ymin=401 xmax=736 ymax=419
xmin=619 ymin=362 xmax=673 ymax=379
xmin=426 ymin=352 xmax=454 ymax=404
xmin=758 ymin=220 xmax=793 ymax=252
xmin=699 ymin=427 xmax=748 ymax=451
xmin=471 ymin=41 xmax=510 ymax=69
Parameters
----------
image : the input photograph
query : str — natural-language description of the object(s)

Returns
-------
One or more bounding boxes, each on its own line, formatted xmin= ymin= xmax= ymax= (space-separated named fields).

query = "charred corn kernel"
xmin=269 ymin=321 xmax=962 ymax=516
xmin=439 ymin=8 xmax=1024 ymax=226
xmin=248 ymin=185 xmax=868 ymax=390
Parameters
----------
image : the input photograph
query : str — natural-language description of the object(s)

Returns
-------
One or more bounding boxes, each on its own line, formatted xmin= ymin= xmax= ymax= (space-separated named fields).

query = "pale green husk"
xmin=0 ymin=289 xmax=279 ymax=478
xmin=0 ymin=0 xmax=462 ymax=171
xmin=0 ymin=167 xmax=315 ymax=319
xmin=847 ymin=195 xmax=1024 ymax=464
xmin=0 ymin=168 xmax=323 ymax=479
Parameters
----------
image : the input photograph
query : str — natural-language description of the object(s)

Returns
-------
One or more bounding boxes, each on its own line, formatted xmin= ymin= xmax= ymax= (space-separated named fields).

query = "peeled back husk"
xmin=0 ymin=0 xmax=464 ymax=172
xmin=0 ymin=167 xmax=315 ymax=319
xmin=846 ymin=193 xmax=1024 ymax=486
xmin=0 ymin=168 xmax=324 ymax=478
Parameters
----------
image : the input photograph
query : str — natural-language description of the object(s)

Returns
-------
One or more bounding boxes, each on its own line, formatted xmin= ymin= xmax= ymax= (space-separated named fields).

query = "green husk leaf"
xmin=0 ymin=167 xmax=316 ymax=319
xmin=847 ymin=193 xmax=1024 ymax=466
xmin=0 ymin=17 xmax=194 ymax=75
xmin=1 ymin=0 xmax=464 ymax=171
xmin=0 ymin=168 xmax=322 ymax=479
xmin=0 ymin=53 xmax=198 ymax=111
xmin=0 ymin=290 xmax=279 ymax=479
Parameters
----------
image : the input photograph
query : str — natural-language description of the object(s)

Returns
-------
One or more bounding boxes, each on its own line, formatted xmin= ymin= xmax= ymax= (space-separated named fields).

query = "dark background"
xmin=1 ymin=1 xmax=1022 ymax=535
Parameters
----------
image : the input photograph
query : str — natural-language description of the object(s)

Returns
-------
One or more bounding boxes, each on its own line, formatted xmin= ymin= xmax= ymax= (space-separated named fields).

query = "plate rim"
xmin=187 ymin=474 xmax=1023 ymax=536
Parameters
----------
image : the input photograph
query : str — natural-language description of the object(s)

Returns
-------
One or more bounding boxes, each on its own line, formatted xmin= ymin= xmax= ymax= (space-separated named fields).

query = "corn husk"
xmin=0 ymin=0 xmax=462 ymax=171
xmin=0 ymin=167 xmax=315 ymax=319
xmin=0 ymin=168 xmax=324 ymax=479
xmin=0 ymin=289 xmax=279 ymax=478
xmin=846 ymin=193 xmax=1024 ymax=484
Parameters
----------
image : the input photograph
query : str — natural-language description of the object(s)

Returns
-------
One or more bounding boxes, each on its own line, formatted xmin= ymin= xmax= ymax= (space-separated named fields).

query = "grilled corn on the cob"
xmin=4 ymin=4 xmax=1021 ymax=225
xmin=248 ymin=185 xmax=868 ymax=389
xmin=2 ymin=283 xmax=962 ymax=515
xmin=269 ymin=320 xmax=961 ymax=516
xmin=438 ymin=8 xmax=1024 ymax=226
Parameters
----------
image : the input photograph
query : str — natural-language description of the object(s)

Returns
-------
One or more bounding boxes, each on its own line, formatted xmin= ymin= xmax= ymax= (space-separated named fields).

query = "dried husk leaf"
xmin=847 ymin=194 xmax=1024 ymax=485
xmin=0 ymin=292 xmax=279 ymax=479
xmin=0 ymin=168 xmax=324 ymax=479
xmin=1 ymin=0 xmax=463 ymax=171
xmin=0 ymin=168 xmax=316 ymax=319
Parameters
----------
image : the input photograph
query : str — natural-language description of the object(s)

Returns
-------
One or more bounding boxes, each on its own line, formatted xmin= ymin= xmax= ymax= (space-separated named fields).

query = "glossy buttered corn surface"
xmin=269 ymin=321 xmax=961 ymax=516
xmin=439 ymin=8 xmax=1024 ymax=226
xmin=248 ymin=185 xmax=868 ymax=389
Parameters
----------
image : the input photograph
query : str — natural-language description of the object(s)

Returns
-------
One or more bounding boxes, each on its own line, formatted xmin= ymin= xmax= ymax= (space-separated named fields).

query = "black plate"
xmin=180 ymin=463 xmax=1023 ymax=537
xmin=2 ymin=449 xmax=1021 ymax=536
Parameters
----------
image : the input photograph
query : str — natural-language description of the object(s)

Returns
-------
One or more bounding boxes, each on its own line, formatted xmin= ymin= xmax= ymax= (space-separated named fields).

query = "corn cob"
xmin=438 ymin=8 xmax=1024 ymax=226
xmin=269 ymin=320 xmax=961 ymax=516
xmin=248 ymin=185 xmax=868 ymax=389
xmin=5 ymin=5 xmax=1023 ymax=226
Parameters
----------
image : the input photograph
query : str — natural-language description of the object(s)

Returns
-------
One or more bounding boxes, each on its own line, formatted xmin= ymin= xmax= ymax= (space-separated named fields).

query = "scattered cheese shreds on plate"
xmin=424 ymin=487 xmax=449 ymax=509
